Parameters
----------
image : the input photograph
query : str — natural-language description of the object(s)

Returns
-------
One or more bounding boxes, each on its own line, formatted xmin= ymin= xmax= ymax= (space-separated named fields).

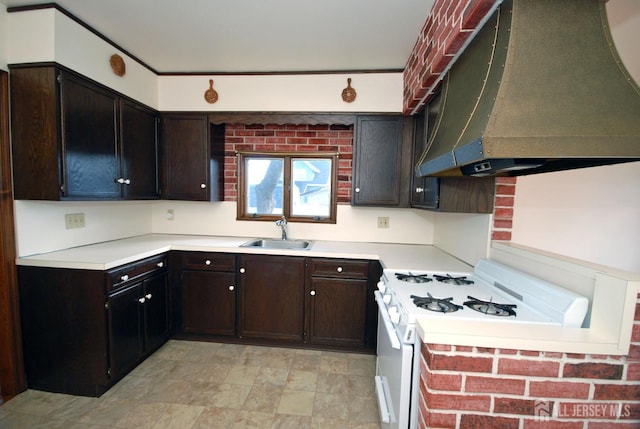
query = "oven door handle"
xmin=374 ymin=290 xmax=401 ymax=350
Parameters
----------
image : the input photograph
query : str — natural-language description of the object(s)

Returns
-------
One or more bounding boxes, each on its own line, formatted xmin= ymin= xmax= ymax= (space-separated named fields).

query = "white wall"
xmin=0 ymin=3 xmax=7 ymax=70
xmin=149 ymin=201 xmax=434 ymax=245
xmin=158 ymin=73 xmax=403 ymax=112
xmin=509 ymin=1 xmax=640 ymax=274
xmin=7 ymin=8 xmax=158 ymax=107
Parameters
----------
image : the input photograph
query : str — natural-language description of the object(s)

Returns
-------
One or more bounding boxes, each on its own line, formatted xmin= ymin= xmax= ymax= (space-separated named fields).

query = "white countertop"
xmin=15 ymin=233 xmax=473 ymax=272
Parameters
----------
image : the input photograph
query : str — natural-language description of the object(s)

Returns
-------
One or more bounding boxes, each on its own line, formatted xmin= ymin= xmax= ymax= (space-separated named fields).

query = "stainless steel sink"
xmin=240 ymin=238 xmax=313 ymax=250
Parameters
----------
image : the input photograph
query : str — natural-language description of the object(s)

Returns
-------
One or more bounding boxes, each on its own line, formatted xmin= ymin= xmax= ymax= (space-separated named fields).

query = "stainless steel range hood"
xmin=416 ymin=0 xmax=640 ymax=177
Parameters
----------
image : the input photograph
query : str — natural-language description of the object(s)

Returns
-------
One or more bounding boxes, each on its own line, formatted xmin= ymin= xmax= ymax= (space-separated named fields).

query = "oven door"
xmin=375 ymin=291 xmax=414 ymax=429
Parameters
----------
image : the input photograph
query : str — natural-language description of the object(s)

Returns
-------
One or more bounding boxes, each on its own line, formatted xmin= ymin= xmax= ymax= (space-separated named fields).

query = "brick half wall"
xmin=418 ymin=293 xmax=640 ymax=428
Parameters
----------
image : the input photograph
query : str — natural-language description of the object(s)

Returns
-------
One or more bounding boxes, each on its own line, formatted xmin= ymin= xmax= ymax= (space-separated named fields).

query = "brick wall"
xmin=492 ymin=177 xmax=516 ymax=241
xmin=418 ymin=295 xmax=640 ymax=428
xmin=403 ymin=0 xmax=500 ymax=114
xmin=223 ymin=123 xmax=354 ymax=203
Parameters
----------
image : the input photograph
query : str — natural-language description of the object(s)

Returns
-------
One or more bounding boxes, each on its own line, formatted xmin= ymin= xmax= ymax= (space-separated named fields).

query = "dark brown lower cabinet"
xmin=182 ymin=270 xmax=236 ymax=336
xmin=17 ymin=254 xmax=169 ymax=397
xmin=238 ymin=254 xmax=305 ymax=342
xmin=108 ymin=272 xmax=170 ymax=380
xmin=306 ymin=258 xmax=379 ymax=350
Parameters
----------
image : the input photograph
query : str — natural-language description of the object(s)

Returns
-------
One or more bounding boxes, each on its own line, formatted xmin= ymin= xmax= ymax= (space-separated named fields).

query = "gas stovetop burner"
xmin=411 ymin=293 xmax=463 ymax=313
xmin=433 ymin=274 xmax=474 ymax=285
xmin=396 ymin=273 xmax=433 ymax=283
xmin=464 ymin=295 xmax=517 ymax=317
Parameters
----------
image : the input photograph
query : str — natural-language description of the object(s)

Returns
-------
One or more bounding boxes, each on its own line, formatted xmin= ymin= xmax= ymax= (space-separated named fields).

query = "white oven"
xmin=374 ymin=259 xmax=589 ymax=429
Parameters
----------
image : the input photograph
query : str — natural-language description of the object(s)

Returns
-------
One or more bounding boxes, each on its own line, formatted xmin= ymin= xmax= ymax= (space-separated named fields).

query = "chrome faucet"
xmin=275 ymin=216 xmax=288 ymax=240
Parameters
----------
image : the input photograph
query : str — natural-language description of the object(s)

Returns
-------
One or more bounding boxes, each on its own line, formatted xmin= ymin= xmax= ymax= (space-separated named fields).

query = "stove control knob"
xmin=389 ymin=308 xmax=401 ymax=325
xmin=377 ymin=281 xmax=386 ymax=293
xmin=383 ymin=294 xmax=391 ymax=304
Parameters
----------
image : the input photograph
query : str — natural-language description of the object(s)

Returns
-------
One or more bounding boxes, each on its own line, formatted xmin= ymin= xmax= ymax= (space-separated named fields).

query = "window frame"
xmin=237 ymin=151 xmax=338 ymax=224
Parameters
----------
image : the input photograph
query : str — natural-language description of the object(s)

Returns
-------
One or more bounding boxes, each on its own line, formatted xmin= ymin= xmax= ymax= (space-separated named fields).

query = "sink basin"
xmin=240 ymin=238 xmax=313 ymax=250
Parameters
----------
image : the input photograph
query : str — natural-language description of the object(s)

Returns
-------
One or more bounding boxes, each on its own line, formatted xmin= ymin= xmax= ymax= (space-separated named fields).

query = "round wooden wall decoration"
xmin=110 ymin=54 xmax=126 ymax=77
xmin=342 ymin=78 xmax=356 ymax=103
xmin=204 ymin=79 xmax=219 ymax=104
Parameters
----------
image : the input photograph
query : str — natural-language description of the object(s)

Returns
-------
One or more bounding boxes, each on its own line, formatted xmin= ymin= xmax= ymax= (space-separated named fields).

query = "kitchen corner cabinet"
xmin=9 ymin=65 xmax=159 ymax=200
xmin=352 ymin=115 xmax=412 ymax=207
xmin=160 ymin=114 xmax=225 ymax=201
xmin=180 ymin=252 xmax=237 ymax=336
xmin=17 ymin=254 xmax=169 ymax=396
xmin=238 ymin=254 xmax=305 ymax=342
xmin=306 ymin=258 xmax=378 ymax=349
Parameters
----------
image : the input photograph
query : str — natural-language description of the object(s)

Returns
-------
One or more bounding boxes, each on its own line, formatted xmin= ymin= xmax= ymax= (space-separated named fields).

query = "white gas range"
xmin=374 ymin=259 xmax=589 ymax=429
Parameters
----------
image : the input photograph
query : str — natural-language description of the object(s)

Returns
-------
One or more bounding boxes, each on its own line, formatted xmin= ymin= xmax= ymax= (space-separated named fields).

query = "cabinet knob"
xmin=336 ymin=267 xmax=343 ymax=273
xmin=205 ymin=259 xmax=211 ymax=265
xmin=200 ymin=183 xmax=207 ymax=189
xmin=145 ymin=293 xmax=152 ymax=300
xmin=415 ymin=187 xmax=424 ymax=193
xmin=120 ymin=274 xmax=129 ymax=281
xmin=240 ymin=268 xmax=246 ymax=274
xmin=310 ymin=290 xmax=316 ymax=296
xmin=355 ymin=187 xmax=360 ymax=193
xmin=229 ymin=285 xmax=235 ymax=291
xmin=116 ymin=178 xmax=125 ymax=184
xmin=156 ymin=262 xmax=164 ymax=268
xmin=124 ymin=178 xmax=131 ymax=185
xmin=138 ymin=297 xmax=146 ymax=304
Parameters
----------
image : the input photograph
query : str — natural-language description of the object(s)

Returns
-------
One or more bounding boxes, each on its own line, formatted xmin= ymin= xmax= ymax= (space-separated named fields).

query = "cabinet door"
xmin=143 ymin=273 xmax=170 ymax=352
xmin=107 ymin=283 xmax=143 ymax=379
xmin=121 ymin=99 xmax=159 ymax=199
xmin=161 ymin=115 xmax=210 ymax=200
xmin=60 ymin=72 xmax=121 ymax=199
xmin=307 ymin=277 xmax=368 ymax=347
xmin=183 ymin=270 xmax=236 ymax=336
xmin=238 ymin=255 xmax=305 ymax=342
xmin=352 ymin=115 xmax=404 ymax=206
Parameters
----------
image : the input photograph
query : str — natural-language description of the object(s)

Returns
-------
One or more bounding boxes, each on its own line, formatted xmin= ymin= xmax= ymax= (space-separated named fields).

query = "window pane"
xmin=246 ymin=158 xmax=284 ymax=215
xmin=291 ymin=158 xmax=332 ymax=217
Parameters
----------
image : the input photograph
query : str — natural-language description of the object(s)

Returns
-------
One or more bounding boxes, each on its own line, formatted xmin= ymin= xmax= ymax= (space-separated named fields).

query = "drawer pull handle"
xmin=336 ymin=267 xmax=343 ymax=273
xmin=157 ymin=262 xmax=164 ymax=268
xmin=205 ymin=260 xmax=211 ymax=265
xmin=145 ymin=293 xmax=152 ymax=300
xmin=120 ymin=274 xmax=129 ymax=281
xmin=229 ymin=285 xmax=235 ymax=291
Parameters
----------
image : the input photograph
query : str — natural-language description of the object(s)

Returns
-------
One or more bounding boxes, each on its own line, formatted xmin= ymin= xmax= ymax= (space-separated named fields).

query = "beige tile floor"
xmin=0 ymin=340 xmax=382 ymax=428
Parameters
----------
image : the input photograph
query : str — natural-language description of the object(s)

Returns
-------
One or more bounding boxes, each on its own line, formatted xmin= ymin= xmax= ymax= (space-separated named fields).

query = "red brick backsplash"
xmin=223 ymin=123 xmax=354 ymax=203
xmin=403 ymin=0 xmax=500 ymax=113
xmin=418 ymin=299 xmax=640 ymax=428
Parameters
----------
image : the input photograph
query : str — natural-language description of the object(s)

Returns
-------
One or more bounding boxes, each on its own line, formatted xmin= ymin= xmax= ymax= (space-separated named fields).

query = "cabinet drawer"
xmin=308 ymin=258 xmax=369 ymax=279
xmin=182 ymin=252 xmax=236 ymax=271
xmin=107 ymin=254 xmax=168 ymax=292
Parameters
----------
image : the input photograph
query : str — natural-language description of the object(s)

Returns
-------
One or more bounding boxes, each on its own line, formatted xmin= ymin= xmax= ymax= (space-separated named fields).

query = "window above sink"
xmin=237 ymin=152 xmax=338 ymax=224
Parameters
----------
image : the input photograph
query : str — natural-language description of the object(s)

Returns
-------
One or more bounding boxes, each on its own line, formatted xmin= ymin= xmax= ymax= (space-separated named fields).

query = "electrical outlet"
xmin=167 ymin=209 xmax=174 ymax=220
xmin=65 ymin=213 xmax=85 ymax=229
xmin=377 ymin=216 xmax=390 ymax=229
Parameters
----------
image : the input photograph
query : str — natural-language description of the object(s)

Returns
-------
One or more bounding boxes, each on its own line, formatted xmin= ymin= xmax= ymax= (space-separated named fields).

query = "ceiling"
xmin=3 ymin=0 xmax=435 ymax=74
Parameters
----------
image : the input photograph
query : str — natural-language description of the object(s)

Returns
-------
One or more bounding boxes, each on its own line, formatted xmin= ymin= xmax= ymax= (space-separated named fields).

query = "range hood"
xmin=416 ymin=0 xmax=640 ymax=177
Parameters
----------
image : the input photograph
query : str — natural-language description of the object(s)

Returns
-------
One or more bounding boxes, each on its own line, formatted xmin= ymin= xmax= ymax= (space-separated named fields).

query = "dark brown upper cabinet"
xmin=352 ymin=115 xmax=412 ymax=207
xmin=160 ymin=114 xmax=225 ymax=201
xmin=9 ymin=65 xmax=159 ymax=200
